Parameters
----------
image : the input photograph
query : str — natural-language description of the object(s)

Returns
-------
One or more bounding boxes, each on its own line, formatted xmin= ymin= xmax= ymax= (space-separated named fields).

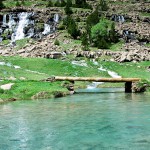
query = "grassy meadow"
xmin=0 ymin=56 xmax=150 ymax=103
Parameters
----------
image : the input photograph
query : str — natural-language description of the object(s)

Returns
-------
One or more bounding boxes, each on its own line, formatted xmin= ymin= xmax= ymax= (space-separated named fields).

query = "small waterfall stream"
xmin=14 ymin=12 xmax=34 ymax=41
xmin=42 ymin=24 xmax=51 ymax=35
xmin=2 ymin=14 xmax=7 ymax=26
xmin=54 ymin=14 xmax=59 ymax=23
xmin=87 ymin=61 xmax=121 ymax=89
xmin=112 ymin=15 xmax=125 ymax=23
xmin=0 ymin=12 xmax=60 ymax=43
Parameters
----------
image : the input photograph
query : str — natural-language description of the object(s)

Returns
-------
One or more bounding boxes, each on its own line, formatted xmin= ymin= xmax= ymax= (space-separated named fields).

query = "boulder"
xmin=0 ymin=83 xmax=14 ymax=90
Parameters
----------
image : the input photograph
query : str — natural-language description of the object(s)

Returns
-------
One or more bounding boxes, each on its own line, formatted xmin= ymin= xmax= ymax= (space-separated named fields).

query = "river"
xmin=0 ymin=88 xmax=150 ymax=150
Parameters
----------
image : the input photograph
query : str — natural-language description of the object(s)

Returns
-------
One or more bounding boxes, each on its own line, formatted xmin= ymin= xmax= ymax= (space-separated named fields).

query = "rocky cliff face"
xmin=0 ymin=1 xmax=149 ymax=63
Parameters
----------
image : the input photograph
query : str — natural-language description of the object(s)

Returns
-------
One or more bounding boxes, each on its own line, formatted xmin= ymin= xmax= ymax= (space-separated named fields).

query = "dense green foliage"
xmin=75 ymin=0 xmax=92 ymax=9
xmin=54 ymin=39 xmax=60 ymax=46
xmin=0 ymin=0 xmax=4 ymax=8
xmin=81 ymin=32 xmax=89 ymax=51
xmin=0 ymin=80 xmax=69 ymax=101
xmin=47 ymin=0 xmax=53 ymax=7
xmin=63 ymin=16 xmax=80 ymax=39
xmin=86 ymin=8 xmax=100 ymax=27
xmin=91 ymin=19 xmax=119 ymax=48
xmin=64 ymin=1 xmax=73 ymax=15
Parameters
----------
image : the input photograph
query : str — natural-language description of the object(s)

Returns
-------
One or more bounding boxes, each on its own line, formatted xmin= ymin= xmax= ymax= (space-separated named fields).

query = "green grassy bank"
xmin=0 ymin=56 xmax=150 ymax=103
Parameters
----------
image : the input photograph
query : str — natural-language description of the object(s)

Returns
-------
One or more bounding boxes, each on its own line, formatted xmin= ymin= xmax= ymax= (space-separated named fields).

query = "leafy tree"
xmin=75 ymin=0 xmax=85 ymax=7
xmin=54 ymin=0 xmax=61 ymax=7
xmin=97 ymin=36 xmax=109 ymax=49
xmin=54 ymin=39 xmax=60 ymax=46
xmin=63 ymin=15 xmax=80 ymax=39
xmin=81 ymin=32 xmax=89 ymax=51
xmin=75 ymin=0 xmax=92 ymax=9
xmin=66 ymin=0 xmax=72 ymax=7
xmin=64 ymin=0 xmax=73 ymax=15
xmin=63 ymin=15 xmax=72 ymax=27
xmin=16 ymin=0 xmax=21 ymax=7
xmin=91 ymin=19 xmax=118 ymax=49
xmin=86 ymin=8 xmax=100 ymax=27
xmin=67 ymin=20 xmax=80 ymax=39
xmin=47 ymin=0 xmax=53 ymax=7
xmin=60 ymin=0 xmax=66 ymax=7
xmin=109 ymin=22 xmax=119 ymax=43
xmin=0 ymin=0 xmax=5 ymax=8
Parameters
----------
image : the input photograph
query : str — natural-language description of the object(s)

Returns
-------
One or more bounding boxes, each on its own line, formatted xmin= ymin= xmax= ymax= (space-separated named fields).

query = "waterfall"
xmin=120 ymin=15 xmax=125 ymax=23
xmin=112 ymin=15 xmax=125 ymax=23
xmin=87 ymin=65 xmax=121 ymax=89
xmin=3 ymin=14 xmax=7 ymax=26
xmin=118 ymin=15 xmax=125 ymax=23
xmin=14 ymin=12 xmax=31 ymax=41
xmin=8 ymin=14 xmax=16 ymax=29
xmin=42 ymin=24 xmax=51 ymax=35
xmin=54 ymin=14 xmax=59 ymax=23
xmin=0 ymin=37 xmax=3 ymax=42
xmin=0 ymin=12 xmax=59 ymax=42
xmin=27 ymin=28 xmax=34 ymax=38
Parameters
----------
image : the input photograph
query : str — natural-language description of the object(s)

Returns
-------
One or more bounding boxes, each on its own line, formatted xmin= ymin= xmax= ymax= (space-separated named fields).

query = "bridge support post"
xmin=125 ymin=82 xmax=132 ymax=93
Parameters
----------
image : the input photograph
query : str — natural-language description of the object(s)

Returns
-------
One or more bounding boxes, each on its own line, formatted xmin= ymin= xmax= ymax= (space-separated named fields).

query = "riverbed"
xmin=0 ymin=88 xmax=150 ymax=150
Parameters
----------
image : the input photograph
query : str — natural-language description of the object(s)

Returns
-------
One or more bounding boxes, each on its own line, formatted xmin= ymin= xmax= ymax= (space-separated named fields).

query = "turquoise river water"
xmin=0 ymin=88 xmax=150 ymax=150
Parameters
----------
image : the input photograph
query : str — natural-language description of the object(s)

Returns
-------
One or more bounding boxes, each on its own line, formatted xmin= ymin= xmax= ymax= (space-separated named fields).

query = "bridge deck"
xmin=54 ymin=76 xmax=140 ymax=82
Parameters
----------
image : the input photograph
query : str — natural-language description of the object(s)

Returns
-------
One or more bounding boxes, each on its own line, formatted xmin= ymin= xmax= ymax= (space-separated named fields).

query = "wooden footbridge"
xmin=46 ymin=76 xmax=141 ymax=93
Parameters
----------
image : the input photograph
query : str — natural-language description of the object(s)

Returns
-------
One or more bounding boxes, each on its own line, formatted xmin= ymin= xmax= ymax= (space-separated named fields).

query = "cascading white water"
xmin=1 ymin=12 xmax=59 ymax=43
xmin=108 ymin=71 xmax=121 ymax=78
xmin=42 ymin=24 xmax=51 ymax=35
xmin=14 ymin=12 xmax=30 ymax=40
xmin=3 ymin=14 xmax=7 ymax=26
xmin=87 ymin=82 xmax=104 ymax=89
xmin=87 ymin=64 xmax=121 ymax=89
xmin=8 ymin=14 xmax=16 ymax=29
xmin=27 ymin=28 xmax=34 ymax=38
xmin=54 ymin=14 xmax=59 ymax=23
xmin=118 ymin=15 xmax=125 ymax=23
xmin=0 ymin=37 xmax=2 ymax=42
xmin=120 ymin=15 xmax=125 ymax=23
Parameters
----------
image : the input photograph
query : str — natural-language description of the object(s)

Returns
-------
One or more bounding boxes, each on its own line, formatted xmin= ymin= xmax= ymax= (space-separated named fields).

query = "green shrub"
xmin=67 ymin=17 xmax=80 ymax=39
xmin=57 ymin=24 xmax=65 ymax=30
xmin=54 ymin=39 xmax=60 ymax=46
xmin=47 ymin=0 xmax=53 ymax=7
xmin=60 ymin=0 xmax=66 ymax=7
xmin=54 ymin=1 xmax=61 ymax=7
xmin=66 ymin=0 xmax=72 ymax=7
xmin=91 ymin=19 xmax=118 ymax=49
xmin=86 ymin=8 xmax=100 ymax=27
xmin=0 ymin=0 xmax=5 ymax=8
xmin=63 ymin=15 xmax=80 ymax=39
xmin=81 ymin=32 xmax=89 ymax=51
xmin=75 ymin=0 xmax=92 ymax=9
xmin=64 ymin=4 xmax=73 ymax=15
xmin=0 ymin=88 xmax=5 ymax=94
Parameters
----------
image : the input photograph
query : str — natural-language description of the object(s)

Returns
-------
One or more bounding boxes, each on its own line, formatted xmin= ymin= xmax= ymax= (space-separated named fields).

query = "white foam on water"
xmin=108 ymin=71 xmax=121 ymax=78
xmin=87 ymin=65 xmax=121 ymax=89
xmin=72 ymin=60 xmax=88 ymax=67
xmin=42 ymin=24 xmax=51 ymax=35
